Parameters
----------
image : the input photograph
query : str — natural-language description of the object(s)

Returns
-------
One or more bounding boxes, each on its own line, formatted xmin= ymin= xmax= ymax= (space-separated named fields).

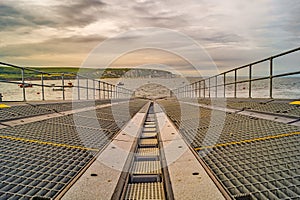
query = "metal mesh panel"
xmin=124 ymin=182 xmax=165 ymax=200
xmin=158 ymin=99 xmax=300 ymax=200
xmin=0 ymin=99 xmax=148 ymax=199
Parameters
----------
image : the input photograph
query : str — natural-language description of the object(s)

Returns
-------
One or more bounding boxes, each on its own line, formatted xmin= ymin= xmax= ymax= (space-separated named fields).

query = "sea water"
xmin=0 ymin=77 xmax=299 ymax=102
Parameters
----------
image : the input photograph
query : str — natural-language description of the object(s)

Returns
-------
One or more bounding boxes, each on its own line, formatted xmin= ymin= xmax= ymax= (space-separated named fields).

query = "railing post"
xmin=62 ymin=74 xmax=65 ymax=100
xmin=200 ymin=82 xmax=202 ymax=98
xmin=208 ymin=78 xmax=211 ymax=98
xmin=107 ymin=84 xmax=109 ymax=99
xmin=215 ymin=76 xmax=218 ymax=98
xmin=203 ymin=80 xmax=206 ymax=98
xmin=234 ymin=69 xmax=237 ymax=98
xmin=108 ymin=84 xmax=110 ymax=99
xmin=184 ymin=85 xmax=189 ymax=98
xmin=180 ymin=87 xmax=182 ymax=98
xmin=109 ymin=84 xmax=111 ymax=99
xmin=77 ymin=76 xmax=80 ymax=100
xmin=110 ymin=84 xmax=113 ymax=99
xmin=106 ymin=84 xmax=109 ymax=99
xmin=21 ymin=68 xmax=26 ymax=101
xmin=41 ymin=73 xmax=45 ymax=101
xmin=86 ymin=78 xmax=89 ymax=100
xmin=270 ymin=57 xmax=273 ymax=99
xmin=116 ymin=86 xmax=118 ymax=99
xmin=223 ymin=73 xmax=226 ymax=98
xmin=249 ymin=65 xmax=252 ymax=98
xmin=103 ymin=83 xmax=106 ymax=99
xmin=98 ymin=81 xmax=101 ymax=99
xmin=197 ymin=82 xmax=200 ymax=98
xmin=93 ymin=80 xmax=95 ymax=99
xmin=187 ymin=86 xmax=189 ymax=98
xmin=185 ymin=85 xmax=189 ymax=98
xmin=195 ymin=83 xmax=197 ymax=98
xmin=196 ymin=82 xmax=199 ymax=98
xmin=117 ymin=86 xmax=119 ymax=99
xmin=111 ymin=85 xmax=114 ymax=99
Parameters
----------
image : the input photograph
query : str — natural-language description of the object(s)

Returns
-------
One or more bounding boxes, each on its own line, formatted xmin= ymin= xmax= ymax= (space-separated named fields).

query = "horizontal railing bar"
xmin=272 ymin=47 xmax=300 ymax=59
xmin=221 ymin=47 xmax=300 ymax=74
xmin=188 ymin=47 xmax=300 ymax=86
xmin=174 ymin=47 xmax=300 ymax=99
xmin=1 ymin=62 xmax=44 ymax=75
xmin=272 ymin=70 xmax=300 ymax=79
xmin=0 ymin=62 xmax=25 ymax=70
xmin=0 ymin=62 xmax=47 ymax=74
xmin=0 ymin=80 xmax=23 ymax=85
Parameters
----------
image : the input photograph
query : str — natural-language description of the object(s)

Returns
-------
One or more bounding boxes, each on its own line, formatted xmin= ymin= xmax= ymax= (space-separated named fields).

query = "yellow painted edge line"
xmin=290 ymin=101 xmax=300 ymax=105
xmin=194 ymin=131 xmax=300 ymax=151
xmin=0 ymin=135 xmax=99 ymax=152
xmin=0 ymin=104 xmax=10 ymax=109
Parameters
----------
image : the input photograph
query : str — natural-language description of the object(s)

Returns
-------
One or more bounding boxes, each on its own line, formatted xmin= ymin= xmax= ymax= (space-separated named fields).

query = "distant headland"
xmin=0 ymin=67 xmax=178 ymax=81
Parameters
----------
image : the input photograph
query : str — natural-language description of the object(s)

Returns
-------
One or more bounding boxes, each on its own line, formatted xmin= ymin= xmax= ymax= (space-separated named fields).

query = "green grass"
xmin=0 ymin=66 xmax=172 ymax=80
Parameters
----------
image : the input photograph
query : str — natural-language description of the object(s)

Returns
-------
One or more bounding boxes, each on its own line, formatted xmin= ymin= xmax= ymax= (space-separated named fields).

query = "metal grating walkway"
xmin=158 ymin=98 xmax=300 ymax=200
xmin=0 ymin=99 xmax=148 ymax=200
xmin=0 ymin=100 xmax=112 ymax=122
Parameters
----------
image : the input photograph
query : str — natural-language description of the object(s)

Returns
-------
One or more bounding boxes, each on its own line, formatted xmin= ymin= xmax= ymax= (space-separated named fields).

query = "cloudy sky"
xmin=0 ymin=0 xmax=299 ymax=75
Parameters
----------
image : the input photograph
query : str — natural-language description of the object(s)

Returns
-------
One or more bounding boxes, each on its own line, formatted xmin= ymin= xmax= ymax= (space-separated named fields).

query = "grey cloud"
xmin=0 ymin=4 xmax=19 ymax=16
xmin=0 ymin=0 xmax=107 ymax=30
xmin=56 ymin=35 xmax=106 ymax=43
xmin=278 ymin=0 xmax=300 ymax=35
xmin=201 ymin=33 xmax=246 ymax=44
xmin=0 ymin=35 xmax=106 ymax=57
xmin=0 ymin=0 xmax=299 ymax=73
xmin=0 ymin=4 xmax=53 ymax=30
xmin=51 ymin=0 xmax=107 ymax=27
xmin=128 ymin=0 xmax=187 ymax=28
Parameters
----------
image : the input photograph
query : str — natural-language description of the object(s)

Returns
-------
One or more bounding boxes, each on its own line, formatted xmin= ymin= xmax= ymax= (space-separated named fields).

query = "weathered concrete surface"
xmin=155 ymin=103 xmax=226 ymax=200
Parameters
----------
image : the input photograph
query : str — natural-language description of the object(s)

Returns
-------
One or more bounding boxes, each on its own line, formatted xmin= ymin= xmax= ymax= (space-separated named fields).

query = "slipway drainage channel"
xmin=112 ymin=102 xmax=173 ymax=199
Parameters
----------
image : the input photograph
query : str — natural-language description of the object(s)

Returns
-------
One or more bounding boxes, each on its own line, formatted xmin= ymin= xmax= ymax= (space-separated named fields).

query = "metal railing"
xmin=172 ymin=47 xmax=300 ymax=99
xmin=0 ymin=62 xmax=133 ymax=102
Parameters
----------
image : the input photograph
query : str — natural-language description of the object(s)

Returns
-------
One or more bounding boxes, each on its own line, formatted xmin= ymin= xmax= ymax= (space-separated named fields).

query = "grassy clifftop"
xmin=0 ymin=67 xmax=176 ymax=80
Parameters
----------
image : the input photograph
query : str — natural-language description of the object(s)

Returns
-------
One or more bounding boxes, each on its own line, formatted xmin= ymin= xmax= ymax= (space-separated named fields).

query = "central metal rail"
xmin=113 ymin=102 xmax=173 ymax=200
